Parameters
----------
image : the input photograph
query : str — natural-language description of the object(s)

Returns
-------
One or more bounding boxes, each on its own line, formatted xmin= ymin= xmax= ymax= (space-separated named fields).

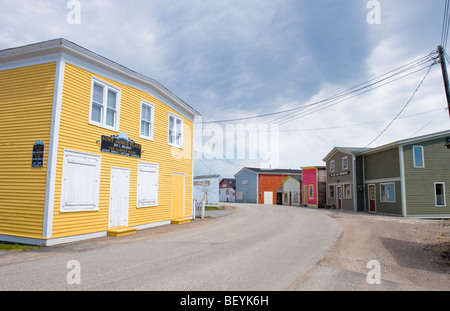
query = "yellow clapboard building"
xmin=0 ymin=39 xmax=201 ymax=246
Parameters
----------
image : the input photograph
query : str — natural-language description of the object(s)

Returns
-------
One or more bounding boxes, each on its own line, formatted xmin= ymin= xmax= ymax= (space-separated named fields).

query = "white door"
xmin=264 ymin=191 xmax=273 ymax=205
xmin=109 ymin=167 xmax=130 ymax=228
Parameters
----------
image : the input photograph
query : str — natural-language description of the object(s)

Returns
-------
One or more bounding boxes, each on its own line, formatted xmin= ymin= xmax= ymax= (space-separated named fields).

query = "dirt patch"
xmin=318 ymin=209 xmax=450 ymax=290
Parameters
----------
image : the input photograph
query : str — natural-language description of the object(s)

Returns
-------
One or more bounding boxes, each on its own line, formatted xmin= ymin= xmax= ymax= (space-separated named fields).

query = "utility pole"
xmin=437 ymin=45 xmax=450 ymax=119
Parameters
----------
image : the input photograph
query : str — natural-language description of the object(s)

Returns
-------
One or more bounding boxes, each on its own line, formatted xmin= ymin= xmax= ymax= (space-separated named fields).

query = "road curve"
xmin=0 ymin=204 xmax=340 ymax=291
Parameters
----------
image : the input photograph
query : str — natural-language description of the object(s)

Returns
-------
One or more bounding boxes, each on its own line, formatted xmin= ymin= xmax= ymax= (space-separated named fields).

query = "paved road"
xmin=0 ymin=204 xmax=340 ymax=291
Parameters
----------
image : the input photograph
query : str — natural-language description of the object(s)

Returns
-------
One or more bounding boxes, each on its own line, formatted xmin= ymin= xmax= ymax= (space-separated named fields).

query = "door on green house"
xmin=368 ymin=184 xmax=376 ymax=212
xmin=172 ymin=173 xmax=185 ymax=220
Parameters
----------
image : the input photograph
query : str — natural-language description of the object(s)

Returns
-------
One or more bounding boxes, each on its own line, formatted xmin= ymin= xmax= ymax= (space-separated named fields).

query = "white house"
xmin=219 ymin=178 xmax=236 ymax=202
xmin=193 ymin=175 xmax=220 ymax=206
xmin=282 ymin=176 xmax=302 ymax=206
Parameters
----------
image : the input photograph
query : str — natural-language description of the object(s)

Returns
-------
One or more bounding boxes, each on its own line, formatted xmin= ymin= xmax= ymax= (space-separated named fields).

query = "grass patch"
xmin=205 ymin=205 xmax=225 ymax=211
xmin=0 ymin=242 xmax=41 ymax=252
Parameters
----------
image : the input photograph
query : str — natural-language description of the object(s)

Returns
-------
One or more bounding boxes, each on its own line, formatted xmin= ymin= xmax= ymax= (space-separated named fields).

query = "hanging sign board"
xmin=100 ymin=133 xmax=141 ymax=158
xmin=329 ymin=171 xmax=350 ymax=178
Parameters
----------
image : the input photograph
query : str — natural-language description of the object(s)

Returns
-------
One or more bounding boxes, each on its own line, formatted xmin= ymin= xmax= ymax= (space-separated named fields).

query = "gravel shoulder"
xmin=297 ymin=209 xmax=450 ymax=291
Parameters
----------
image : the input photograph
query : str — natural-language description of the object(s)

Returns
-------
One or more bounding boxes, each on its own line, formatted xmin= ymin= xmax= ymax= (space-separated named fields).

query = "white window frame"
xmin=60 ymin=150 xmax=101 ymax=213
xmin=330 ymin=160 xmax=335 ymax=173
xmin=342 ymin=156 xmax=348 ymax=170
xmin=434 ymin=182 xmax=446 ymax=207
xmin=308 ymin=185 xmax=314 ymax=200
xmin=380 ymin=183 xmax=396 ymax=203
xmin=140 ymin=100 xmax=155 ymax=141
xmin=344 ymin=183 xmax=352 ymax=199
xmin=89 ymin=77 xmax=121 ymax=132
xmin=329 ymin=185 xmax=335 ymax=198
xmin=137 ymin=162 xmax=159 ymax=208
xmin=168 ymin=113 xmax=183 ymax=148
xmin=413 ymin=145 xmax=425 ymax=168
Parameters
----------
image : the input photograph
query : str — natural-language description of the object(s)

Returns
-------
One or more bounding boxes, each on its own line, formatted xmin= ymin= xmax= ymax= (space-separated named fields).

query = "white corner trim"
xmin=399 ymin=145 xmax=407 ymax=217
xmin=43 ymin=59 xmax=66 ymax=239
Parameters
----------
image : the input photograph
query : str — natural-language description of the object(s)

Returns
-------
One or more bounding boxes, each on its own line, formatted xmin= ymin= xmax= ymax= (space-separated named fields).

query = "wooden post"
xmin=437 ymin=45 xmax=450 ymax=119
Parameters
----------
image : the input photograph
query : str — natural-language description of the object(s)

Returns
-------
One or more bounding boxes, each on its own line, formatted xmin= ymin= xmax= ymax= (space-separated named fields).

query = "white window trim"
xmin=434 ymin=182 xmax=446 ymax=207
xmin=168 ymin=113 xmax=183 ymax=148
xmin=60 ymin=150 xmax=101 ymax=213
xmin=329 ymin=185 xmax=335 ymax=198
xmin=342 ymin=156 xmax=348 ymax=170
xmin=139 ymin=100 xmax=155 ymax=141
xmin=89 ymin=77 xmax=121 ymax=132
xmin=330 ymin=160 xmax=335 ymax=173
xmin=413 ymin=145 xmax=425 ymax=168
xmin=137 ymin=162 xmax=159 ymax=208
xmin=344 ymin=183 xmax=352 ymax=199
xmin=380 ymin=182 xmax=396 ymax=203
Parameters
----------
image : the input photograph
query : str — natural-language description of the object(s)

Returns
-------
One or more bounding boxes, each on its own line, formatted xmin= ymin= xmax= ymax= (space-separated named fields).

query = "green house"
xmin=324 ymin=130 xmax=450 ymax=218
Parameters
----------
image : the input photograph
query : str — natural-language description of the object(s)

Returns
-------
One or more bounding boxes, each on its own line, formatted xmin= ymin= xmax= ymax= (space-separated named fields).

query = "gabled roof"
xmin=0 ymin=38 xmax=201 ymax=119
xmin=220 ymin=178 xmax=236 ymax=189
xmin=281 ymin=175 xmax=302 ymax=184
xmin=322 ymin=130 xmax=450 ymax=161
xmin=322 ymin=147 xmax=370 ymax=162
xmin=360 ymin=130 xmax=450 ymax=156
xmin=235 ymin=167 xmax=302 ymax=177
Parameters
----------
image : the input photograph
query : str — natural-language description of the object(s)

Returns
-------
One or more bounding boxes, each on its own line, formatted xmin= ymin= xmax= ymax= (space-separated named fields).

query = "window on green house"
xmin=380 ymin=183 xmax=395 ymax=203
xmin=413 ymin=145 xmax=424 ymax=168
xmin=435 ymin=183 xmax=446 ymax=207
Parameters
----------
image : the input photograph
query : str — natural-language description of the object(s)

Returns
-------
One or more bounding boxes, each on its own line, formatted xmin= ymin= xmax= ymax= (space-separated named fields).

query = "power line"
xmin=277 ymin=108 xmax=446 ymax=132
xmin=218 ymin=52 xmax=438 ymax=146
xmin=361 ymin=62 xmax=436 ymax=149
xmin=410 ymin=107 xmax=449 ymax=137
xmin=271 ymin=61 xmax=437 ymax=128
xmin=225 ymin=59 xmax=438 ymax=145
xmin=442 ymin=0 xmax=450 ymax=49
xmin=202 ymin=50 xmax=438 ymax=124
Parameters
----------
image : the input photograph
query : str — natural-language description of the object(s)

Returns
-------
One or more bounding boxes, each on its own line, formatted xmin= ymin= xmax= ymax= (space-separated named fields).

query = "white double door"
xmin=109 ymin=167 xmax=130 ymax=229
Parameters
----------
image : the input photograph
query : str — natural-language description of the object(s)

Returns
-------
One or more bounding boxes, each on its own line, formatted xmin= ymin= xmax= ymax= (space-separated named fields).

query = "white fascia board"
xmin=0 ymin=38 xmax=201 ymax=121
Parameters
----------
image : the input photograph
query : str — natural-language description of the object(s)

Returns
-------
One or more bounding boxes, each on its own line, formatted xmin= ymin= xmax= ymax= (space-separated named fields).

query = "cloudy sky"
xmin=1 ymin=0 xmax=449 ymax=177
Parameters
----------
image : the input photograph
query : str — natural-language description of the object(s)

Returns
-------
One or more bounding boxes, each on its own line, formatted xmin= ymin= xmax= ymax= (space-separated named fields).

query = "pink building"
xmin=301 ymin=166 xmax=327 ymax=208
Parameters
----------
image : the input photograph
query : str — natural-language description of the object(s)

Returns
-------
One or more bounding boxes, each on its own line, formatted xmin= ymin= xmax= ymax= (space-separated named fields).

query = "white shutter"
xmin=61 ymin=150 xmax=101 ymax=212
xmin=137 ymin=163 xmax=159 ymax=207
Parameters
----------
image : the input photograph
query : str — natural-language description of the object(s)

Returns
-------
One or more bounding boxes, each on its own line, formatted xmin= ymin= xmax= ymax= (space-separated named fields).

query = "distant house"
xmin=235 ymin=168 xmax=302 ymax=204
xmin=219 ymin=178 xmax=236 ymax=202
xmin=281 ymin=176 xmax=302 ymax=206
xmin=193 ymin=175 xmax=220 ymax=206
xmin=323 ymin=130 xmax=450 ymax=218
xmin=301 ymin=166 xmax=327 ymax=208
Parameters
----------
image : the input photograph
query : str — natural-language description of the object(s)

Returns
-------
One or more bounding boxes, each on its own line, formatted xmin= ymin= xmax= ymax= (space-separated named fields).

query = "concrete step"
xmin=171 ymin=218 xmax=191 ymax=225
xmin=107 ymin=226 xmax=137 ymax=237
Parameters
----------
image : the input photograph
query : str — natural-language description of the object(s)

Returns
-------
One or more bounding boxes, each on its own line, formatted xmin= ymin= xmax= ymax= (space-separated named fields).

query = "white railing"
xmin=192 ymin=197 xmax=206 ymax=219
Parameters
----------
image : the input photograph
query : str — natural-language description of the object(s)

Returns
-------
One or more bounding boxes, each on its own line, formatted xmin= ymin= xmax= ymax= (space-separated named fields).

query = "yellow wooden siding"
xmin=51 ymin=63 xmax=193 ymax=238
xmin=0 ymin=62 xmax=57 ymax=238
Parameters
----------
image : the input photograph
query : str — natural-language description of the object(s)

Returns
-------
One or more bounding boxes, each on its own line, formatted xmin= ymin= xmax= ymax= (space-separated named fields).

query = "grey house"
xmin=323 ymin=130 xmax=450 ymax=218
xmin=323 ymin=147 xmax=367 ymax=212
